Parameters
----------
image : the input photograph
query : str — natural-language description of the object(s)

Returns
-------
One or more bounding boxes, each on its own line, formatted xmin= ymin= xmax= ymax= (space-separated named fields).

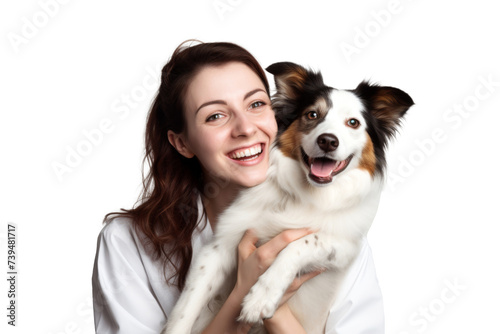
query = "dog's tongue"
xmin=311 ymin=158 xmax=337 ymax=178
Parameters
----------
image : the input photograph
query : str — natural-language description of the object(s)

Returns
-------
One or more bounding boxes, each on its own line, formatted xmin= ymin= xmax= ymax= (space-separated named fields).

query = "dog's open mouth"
xmin=301 ymin=148 xmax=353 ymax=184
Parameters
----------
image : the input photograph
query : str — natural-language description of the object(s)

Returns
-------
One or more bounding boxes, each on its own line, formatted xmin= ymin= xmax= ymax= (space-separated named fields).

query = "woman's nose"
xmin=231 ymin=112 xmax=257 ymax=137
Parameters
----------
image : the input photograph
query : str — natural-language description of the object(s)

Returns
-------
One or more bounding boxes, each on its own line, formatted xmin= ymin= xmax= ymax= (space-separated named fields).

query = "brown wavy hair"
xmin=104 ymin=40 xmax=270 ymax=290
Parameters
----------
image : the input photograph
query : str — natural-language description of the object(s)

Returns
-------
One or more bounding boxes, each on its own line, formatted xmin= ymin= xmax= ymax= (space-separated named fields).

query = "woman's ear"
xmin=167 ymin=130 xmax=195 ymax=158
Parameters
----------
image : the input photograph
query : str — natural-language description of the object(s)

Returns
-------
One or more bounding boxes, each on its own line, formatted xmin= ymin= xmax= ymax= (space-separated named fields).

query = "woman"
xmin=92 ymin=40 xmax=385 ymax=333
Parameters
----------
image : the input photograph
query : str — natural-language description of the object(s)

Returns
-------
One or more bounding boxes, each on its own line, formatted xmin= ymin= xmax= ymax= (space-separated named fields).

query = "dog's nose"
xmin=317 ymin=133 xmax=339 ymax=152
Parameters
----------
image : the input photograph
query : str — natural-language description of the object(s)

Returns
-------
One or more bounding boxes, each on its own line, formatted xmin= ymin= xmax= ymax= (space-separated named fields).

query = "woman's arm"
xmin=92 ymin=220 xmax=168 ymax=333
xmin=263 ymin=304 xmax=305 ymax=334
xmin=200 ymin=285 xmax=252 ymax=334
xmin=206 ymin=235 xmax=384 ymax=334
xmin=202 ymin=268 xmax=322 ymax=334
xmin=202 ymin=275 xmax=319 ymax=334
xmin=263 ymin=266 xmax=325 ymax=333
xmin=93 ymin=220 xmax=321 ymax=333
xmin=202 ymin=229 xmax=320 ymax=334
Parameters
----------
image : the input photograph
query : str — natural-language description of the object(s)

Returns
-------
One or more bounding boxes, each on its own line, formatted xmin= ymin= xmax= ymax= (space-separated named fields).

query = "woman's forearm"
xmin=264 ymin=304 xmax=307 ymax=334
xmin=202 ymin=294 xmax=306 ymax=334
xmin=202 ymin=229 xmax=315 ymax=334
xmin=201 ymin=288 xmax=251 ymax=334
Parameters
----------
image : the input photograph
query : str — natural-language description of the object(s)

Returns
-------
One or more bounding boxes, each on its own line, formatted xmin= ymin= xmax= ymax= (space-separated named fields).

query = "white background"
xmin=1 ymin=0 xmax=499 ymax=333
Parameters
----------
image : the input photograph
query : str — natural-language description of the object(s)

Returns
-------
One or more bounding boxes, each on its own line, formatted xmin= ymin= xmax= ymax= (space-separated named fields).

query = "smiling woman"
xmin=92 ymin=40 xmax=385 ymax=334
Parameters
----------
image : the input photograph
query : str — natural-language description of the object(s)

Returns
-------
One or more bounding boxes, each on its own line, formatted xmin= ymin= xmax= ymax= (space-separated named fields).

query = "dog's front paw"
xmin=238 ymin=283 xmax=282 ymax=324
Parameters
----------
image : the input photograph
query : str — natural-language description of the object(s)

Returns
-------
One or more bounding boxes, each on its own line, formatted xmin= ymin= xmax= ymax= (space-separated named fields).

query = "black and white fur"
xmin=163 ymin=62 xmax=414 ymax=334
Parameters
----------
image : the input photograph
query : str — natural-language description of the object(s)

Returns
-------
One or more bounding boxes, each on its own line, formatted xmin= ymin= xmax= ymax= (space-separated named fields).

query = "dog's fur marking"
xmin=274 ymin=66 xmax=308 ymax=100
xmin=358 ymin=133 xmax=376 ymax=176
xmin=278 ymin=120 xmax=300 ymax=159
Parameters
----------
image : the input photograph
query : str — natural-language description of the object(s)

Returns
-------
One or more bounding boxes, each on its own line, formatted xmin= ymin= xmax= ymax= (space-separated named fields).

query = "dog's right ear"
xmin=354 ymin=81 xmax=414 ymax=140
xmin=266 ymin=62 xmax=311 ymax=100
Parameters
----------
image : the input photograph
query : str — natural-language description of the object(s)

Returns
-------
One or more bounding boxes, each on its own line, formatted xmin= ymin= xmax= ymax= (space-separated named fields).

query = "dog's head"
xmin=267 ymin=62 xmax=414 ymax=186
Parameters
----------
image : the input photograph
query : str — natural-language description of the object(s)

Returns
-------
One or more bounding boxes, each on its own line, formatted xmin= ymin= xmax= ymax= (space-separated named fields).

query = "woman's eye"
xmin=306 ymin=111 xmax=319 ymax=120
xmin=206 ymin=113 xmax=224 ymax=122
xmin=346 ymin=118 xmax=360 ymax=128
xmin=250 ymin=101 xmax=265 ymax=109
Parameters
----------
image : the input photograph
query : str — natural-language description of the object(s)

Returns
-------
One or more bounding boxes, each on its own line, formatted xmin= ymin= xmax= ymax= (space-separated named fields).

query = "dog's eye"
xmin=346 ymin=118 xmax=360 ymax=128
xmin=306 ymin=111 xmax=319 ymax=120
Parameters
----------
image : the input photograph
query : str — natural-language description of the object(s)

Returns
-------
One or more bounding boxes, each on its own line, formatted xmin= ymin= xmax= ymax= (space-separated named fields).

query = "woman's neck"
xmin=202 ymin=183 xmax=242 ymax=231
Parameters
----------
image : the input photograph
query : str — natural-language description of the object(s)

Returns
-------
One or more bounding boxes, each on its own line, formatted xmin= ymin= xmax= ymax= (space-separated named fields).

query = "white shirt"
xmin=92 ymin=216 xmax=384 ymax=333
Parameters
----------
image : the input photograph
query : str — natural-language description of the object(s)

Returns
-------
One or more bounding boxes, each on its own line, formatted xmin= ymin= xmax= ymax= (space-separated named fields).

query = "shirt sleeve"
xmin=325 ymin=239 xmax=385 ymax=334
xmin=92 ymin=219 xmax=168 ymax=334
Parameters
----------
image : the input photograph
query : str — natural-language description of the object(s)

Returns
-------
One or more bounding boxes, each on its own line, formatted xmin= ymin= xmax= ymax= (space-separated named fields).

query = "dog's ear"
xmin=266 ymin=62 xmax=311 ymax=100
xmin=354 ymin=81 xmax=414 ymax=139
xmin=267 ymin=62 xmax=326 ymax=134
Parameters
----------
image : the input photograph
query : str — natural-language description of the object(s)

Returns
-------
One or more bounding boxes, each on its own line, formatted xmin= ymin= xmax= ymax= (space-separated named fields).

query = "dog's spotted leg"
xmin=163 ymin=241 xmax=236 ymax=334
xmin=238 ymin=234 xmax=358 ymax=323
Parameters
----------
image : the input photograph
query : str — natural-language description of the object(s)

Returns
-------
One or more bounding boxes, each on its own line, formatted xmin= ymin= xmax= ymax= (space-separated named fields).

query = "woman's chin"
xmin=237 ymin=173 xmax=267 ymax=188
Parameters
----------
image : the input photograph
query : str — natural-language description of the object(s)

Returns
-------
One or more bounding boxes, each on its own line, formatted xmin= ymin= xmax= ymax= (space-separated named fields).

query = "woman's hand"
xmin=203 ymin=228 xmax=322 ymax=334
xmin=233 ymin=229 xmax=323 ymax=333
xmin=233 ymin=228 xmax=314 ymax=298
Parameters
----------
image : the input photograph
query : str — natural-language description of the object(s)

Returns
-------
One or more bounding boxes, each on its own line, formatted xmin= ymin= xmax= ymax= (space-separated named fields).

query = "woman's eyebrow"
xmin=196 ymin=100 xmax=226 ymax=114
xmin=244 ymin=88 xmax=266 ymax=100
xmin=195 ymin=88 xmax=266 ymax=114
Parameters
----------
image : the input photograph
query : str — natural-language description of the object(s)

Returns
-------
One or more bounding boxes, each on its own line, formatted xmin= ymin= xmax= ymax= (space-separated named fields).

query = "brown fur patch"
xmin=278 ymin=120 xmax=302 ymax=160
xmin=372 ymin=89 xmax=408 ymax=121
xmin=358 ymin=133 xmax=376 ymax=176
xmin=276 ymin=67 xmax=309 ymax=100
xmin=284 ymin=67 xmax=308 ymax=86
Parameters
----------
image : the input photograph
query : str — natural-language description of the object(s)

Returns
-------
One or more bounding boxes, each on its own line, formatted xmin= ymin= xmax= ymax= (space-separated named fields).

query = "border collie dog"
xmin=163 ymin=62 xmax=414 ymax=334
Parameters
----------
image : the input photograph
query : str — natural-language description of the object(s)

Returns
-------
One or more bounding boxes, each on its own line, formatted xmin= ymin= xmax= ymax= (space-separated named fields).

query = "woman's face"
xmin=169 ymin=62 xmax=277 ymax=190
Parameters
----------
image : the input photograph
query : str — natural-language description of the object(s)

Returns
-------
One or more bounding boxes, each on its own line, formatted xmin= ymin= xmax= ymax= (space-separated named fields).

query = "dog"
xmin=163 ymin=62 xmax=414 ymax=333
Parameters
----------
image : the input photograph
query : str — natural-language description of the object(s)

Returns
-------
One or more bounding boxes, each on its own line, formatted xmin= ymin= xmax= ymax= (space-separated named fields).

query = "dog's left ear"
xmin=266 ymin=62 xmax=318 ymax=100
xmin=266 ymin=62 xmax=325 ymax=133
xmin=354 ymin=81 xmax=414 ymax=138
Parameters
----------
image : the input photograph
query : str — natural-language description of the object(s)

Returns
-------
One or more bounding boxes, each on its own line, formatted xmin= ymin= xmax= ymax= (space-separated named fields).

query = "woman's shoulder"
xmin=98 ymin=215 xmax=136 ymax=240
xmin=96 ymin=216 xmax=146 ymax=256
xmin=94 ymin=215 xmax=159 ymax=291
xmin=97 ymin=212 xmax=212 ymax=254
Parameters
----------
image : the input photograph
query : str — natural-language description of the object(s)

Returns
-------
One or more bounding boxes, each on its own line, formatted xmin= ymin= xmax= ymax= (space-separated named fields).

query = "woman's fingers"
xmin=237 ymin=229 xmax=259 ymax=259
xmin=238 ymin=228 xmax=313 ymax=262
xmin=234 ymin=228 xmax=318 ymax=298
xmin=255 ymin=228 xmax=314 ymax=265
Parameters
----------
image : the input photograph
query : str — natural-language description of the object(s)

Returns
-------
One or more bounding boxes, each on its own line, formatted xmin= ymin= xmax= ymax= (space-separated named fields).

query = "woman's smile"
xmin=227 ymin=143 xmax=264 ymax=162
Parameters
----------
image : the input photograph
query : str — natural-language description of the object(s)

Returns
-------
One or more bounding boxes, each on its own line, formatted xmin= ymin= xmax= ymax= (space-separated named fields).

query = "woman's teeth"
xmin=229 ymin=144 xmax=262 ymax=159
